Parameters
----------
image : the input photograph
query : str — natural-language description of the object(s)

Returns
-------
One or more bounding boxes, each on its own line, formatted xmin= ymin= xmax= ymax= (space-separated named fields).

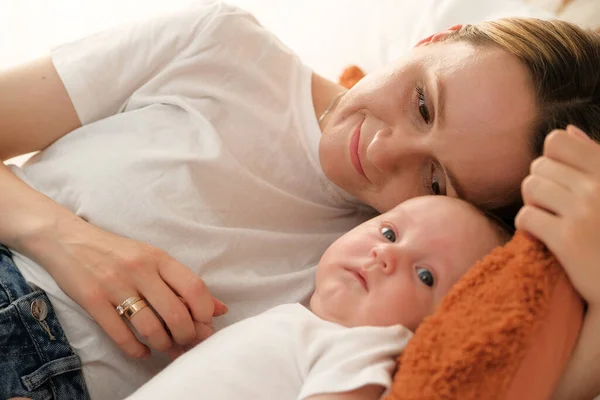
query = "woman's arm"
xmin=516 ymin=125 xmax=600 ymax=399
xmin=0 ymin=56 xmax=80 ymax=161
xmin=0 ymin=160 xmax=225 ymax=358
xmin=0 ymin=45 xmax=227 ymax=358
xmin=0 ymin=3 xmax=235 ymax=360
xmin=305 ymin=385 xmax=385 ymax=400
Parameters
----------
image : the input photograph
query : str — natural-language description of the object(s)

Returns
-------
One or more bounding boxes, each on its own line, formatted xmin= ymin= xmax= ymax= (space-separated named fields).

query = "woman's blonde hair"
xmin=445 ymin=18 xmax=600 ymax=227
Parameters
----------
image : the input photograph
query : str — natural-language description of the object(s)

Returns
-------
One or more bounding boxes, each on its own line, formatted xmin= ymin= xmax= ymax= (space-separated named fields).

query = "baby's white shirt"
xmin=127 ymin=303 xmax=412 ymax=400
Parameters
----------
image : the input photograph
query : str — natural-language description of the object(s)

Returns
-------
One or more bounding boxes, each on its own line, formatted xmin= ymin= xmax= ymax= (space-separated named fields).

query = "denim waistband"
xmin=0 ymin=244 xmax=34 ymax=302
xmin=0 ymin=244 xmax=90 ymax=399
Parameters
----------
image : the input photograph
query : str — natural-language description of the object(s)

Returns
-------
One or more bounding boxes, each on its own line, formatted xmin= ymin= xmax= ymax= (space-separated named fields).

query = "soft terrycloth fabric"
xmin=338 ymin=68 xmax=584 ymax=400
xmin=338 ymin=65 xmax=366 ymax=90
xmin=386 ymin=231 xmax=584 ymax=400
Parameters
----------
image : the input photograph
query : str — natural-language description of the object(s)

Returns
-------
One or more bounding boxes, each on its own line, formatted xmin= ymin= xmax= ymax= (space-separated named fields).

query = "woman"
xmin=0 ymin=1 xmax=598 ymax=399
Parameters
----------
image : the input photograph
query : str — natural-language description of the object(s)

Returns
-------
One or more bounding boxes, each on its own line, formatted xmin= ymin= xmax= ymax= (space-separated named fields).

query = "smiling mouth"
xmin=349 ymin=118 xmax=369 ymax=182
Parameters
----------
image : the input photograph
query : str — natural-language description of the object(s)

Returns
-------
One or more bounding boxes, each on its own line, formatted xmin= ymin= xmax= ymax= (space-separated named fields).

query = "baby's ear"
xmin=415 ymin=24 xmax=463 ymax=47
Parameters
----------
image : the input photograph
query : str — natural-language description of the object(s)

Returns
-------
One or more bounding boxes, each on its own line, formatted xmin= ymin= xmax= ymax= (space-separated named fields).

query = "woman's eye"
xmin=416 ymin=267 xmax=435 ymax=287
xmin=416 ymin=87 xmax=431 ymax=124
xmin=381 ymin=227 xmax=396 ymax=242
xmin=431 ymin=164 xmax=441 ymax=195
xmin=429 ymin=162 xmax=446 ymax=196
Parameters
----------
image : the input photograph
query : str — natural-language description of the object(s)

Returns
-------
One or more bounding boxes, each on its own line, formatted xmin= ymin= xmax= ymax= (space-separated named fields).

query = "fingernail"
xmin=567 ymin=125 xmax=592 ymax=141
xmin=213 ymin=297 xmax=228 ymax=312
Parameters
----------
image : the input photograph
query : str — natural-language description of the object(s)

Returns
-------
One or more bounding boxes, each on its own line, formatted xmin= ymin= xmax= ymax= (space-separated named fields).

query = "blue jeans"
xmin=0 ymin=245 xmax=90 ymax=399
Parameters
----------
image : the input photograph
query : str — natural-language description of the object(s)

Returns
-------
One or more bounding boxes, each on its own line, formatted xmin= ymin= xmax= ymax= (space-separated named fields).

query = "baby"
xmin=127 ymin=196 xmax=510 ymax=400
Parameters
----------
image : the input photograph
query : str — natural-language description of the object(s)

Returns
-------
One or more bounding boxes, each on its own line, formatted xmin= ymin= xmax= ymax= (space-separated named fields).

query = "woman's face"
xmin=319 ymin=41 xmax=537 ymax=212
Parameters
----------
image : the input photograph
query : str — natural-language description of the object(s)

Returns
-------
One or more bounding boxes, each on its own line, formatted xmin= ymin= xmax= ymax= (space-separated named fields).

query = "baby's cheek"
xmin=383 ymin=294 xmax=428 ymax=331
xmin=410 ymin=292 xmax=438 ymax=329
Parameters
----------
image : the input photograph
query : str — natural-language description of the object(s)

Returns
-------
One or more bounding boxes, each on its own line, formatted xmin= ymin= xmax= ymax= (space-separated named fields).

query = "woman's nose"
xmin=367 ymin=127 xmax=423 ymax=174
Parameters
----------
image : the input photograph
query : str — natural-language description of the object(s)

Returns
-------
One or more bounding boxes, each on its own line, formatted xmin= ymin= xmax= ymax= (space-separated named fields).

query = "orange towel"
xmin=337 ymin=69 xmax=583 ymax=399
xmin=386 ymin=232 xmax=583 ymax=400
xmin=339 ymin=65 xmax=365 ymax=89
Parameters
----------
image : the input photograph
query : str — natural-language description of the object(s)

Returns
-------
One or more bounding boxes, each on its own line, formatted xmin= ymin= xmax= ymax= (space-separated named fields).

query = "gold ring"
xmin=123 ymin=299 xmax=149 ymax=320
xmin=116 ymin=296 xmax=143 ymax=316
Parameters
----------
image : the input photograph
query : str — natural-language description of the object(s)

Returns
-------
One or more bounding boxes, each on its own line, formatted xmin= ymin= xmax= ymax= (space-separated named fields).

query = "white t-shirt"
xmin=126 ymin=304 xmax=412 ymax=400
xmin=8 ymin=2 xmax=375 ymax=398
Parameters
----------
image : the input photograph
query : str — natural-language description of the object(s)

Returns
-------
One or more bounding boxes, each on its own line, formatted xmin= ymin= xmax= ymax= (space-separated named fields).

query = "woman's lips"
xmin=350 ymin=117 xmax=369 ymax=181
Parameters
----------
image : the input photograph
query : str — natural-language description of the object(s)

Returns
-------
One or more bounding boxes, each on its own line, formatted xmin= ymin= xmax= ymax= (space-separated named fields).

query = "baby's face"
xmin=310 ymin=196 xmax=503 ymax=331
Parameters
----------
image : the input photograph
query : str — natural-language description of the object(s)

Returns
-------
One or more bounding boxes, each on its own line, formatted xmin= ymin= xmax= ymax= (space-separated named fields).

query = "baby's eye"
xmin=416 ymin=267 xmax=435 ymax=287
xmin=381 ymin=227 xmax=396 ymax=242
xmin=416 ymin=86 xmax=431 ymax=124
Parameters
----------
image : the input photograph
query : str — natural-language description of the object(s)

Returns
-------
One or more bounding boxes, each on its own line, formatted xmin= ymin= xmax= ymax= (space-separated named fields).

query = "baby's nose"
xmin=369 ymin=245 xmax=398 ymax=275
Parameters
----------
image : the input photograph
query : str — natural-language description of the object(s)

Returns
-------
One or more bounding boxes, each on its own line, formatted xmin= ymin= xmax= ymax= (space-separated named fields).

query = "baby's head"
xmin=310 ymin=196 xmax=510 ymax=332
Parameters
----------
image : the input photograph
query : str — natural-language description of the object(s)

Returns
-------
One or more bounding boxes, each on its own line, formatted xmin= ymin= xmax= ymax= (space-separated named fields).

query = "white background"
xmin=0 ymin=0 xmax=213 ymax=68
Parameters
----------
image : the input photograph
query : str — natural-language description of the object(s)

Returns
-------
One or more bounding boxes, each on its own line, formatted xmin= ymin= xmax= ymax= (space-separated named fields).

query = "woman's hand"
xmin=0 ymin=159 xmax=226 ymax=359
xmin=516 ymin=125 xmax=600 ymax=307
xmin=27 ymin=218 xmax=227 ymax=359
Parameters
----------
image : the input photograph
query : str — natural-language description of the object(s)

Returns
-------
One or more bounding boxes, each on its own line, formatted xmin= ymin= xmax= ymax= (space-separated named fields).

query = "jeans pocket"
xmin=0 ymin=302 xmax=53 ymax=400
xmin=0 ymin=292 xmax=90 ymax=400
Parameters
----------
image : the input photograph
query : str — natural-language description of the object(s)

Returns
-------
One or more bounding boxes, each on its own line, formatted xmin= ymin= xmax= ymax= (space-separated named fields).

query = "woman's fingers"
xmin=515 ymin=205 xmax=561 ymax=253
xmin=45 ymin=222 xmax=226 ymax=357
xmin=165 ymin=322 xmax=215 ymax=361
xmin=97 ymin=310 xmax=150 ymax=359
xmin=519 ymin=125 xmax=600 ymax=306
xmin=544 ymin=126 xmax=600 ymax=176
xmin=183 ymin=322 xmax=214 ymax=351
xmin=158 ymin=258 xmax=222 ymax=325
xmin=120 ymin=252 xmax=226 ymax=350
xmin=212 ymin=297 xmax=228 ymax=316
xmin=130 ymin=255 xmax=227 ymax=347
xmin=167 ymin=344 xmax=186 ymax=361
xmin=528 ymin=134 xmax=600 ymax=220
xmin=126 ymin=304 xmax=173 ymax=352
xmin=135 ymin=272 xmax=197 ymax=346
xmin=530 ymin=156 xmax=580 ymax=191
xmin=567 ymin=124 xmax=592 ymax=142
xmin=521 ymin=174 xmax=576 ymax=217
xmin=76 ymin=285 xmax=150 ymax=359
xmin=194 ymin=321 xmax=215 ymax=342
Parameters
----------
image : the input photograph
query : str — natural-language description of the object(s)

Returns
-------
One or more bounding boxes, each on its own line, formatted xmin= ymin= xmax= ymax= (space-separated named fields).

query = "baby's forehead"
xmin=382 ymin=196 xmax=498 ymax=236
xmin=390 ymin=196 xmax=481 ymax=220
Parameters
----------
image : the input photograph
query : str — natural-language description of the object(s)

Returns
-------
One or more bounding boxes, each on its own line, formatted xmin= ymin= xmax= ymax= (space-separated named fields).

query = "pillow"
xmin=230 ymin=0 xmax=551 ymax=80
xmin=386 ymin=232 xmax=584 ymax=400
xmin=524 ymin=0 xmax=600 ymax=31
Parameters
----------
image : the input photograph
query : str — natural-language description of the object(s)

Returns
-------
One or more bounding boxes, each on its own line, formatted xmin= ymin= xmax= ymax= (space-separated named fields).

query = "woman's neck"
xmin=311 ymin=72 xmax=346 ymax=132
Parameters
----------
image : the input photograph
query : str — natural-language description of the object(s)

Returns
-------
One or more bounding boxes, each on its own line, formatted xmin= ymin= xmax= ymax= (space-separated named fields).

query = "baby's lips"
xmin=212 ymin=297 xmax=229 ymax=316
